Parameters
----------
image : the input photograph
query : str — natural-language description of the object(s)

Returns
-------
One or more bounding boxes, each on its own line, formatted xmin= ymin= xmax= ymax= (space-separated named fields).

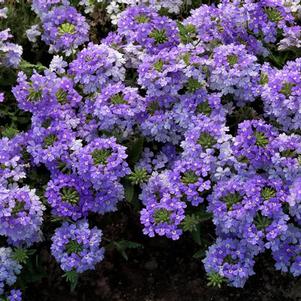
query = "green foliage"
xmin=186 ymin=77 xmax=203 ymax=93
xmin=110 ymin=93 xmax=128 ymax=105
xmin=280 ymin=82 xmax=295 ymax=97
xmin=254 ymin=213 xmax=272 ymax=230
xmin=1 ymin=127 xmax=19 ymax=139
xmin=112 ymin=240 xmax=144 ymax=261
xmin=182 ymin=213 xmax=211 ymax=232
xmin=260 ymin=187 xmax=276 ymax=200
xmin=149 ymin=29 xmax=168 ymax=45
xmin=128 ymin=168 xmax=149 ymax=185
xmin=60 ymin=188 xmax=80 ymax=205
xmin=227 ymin=54 xmax=238 ymax=66
xmin=154 ymin=208 xmax=171 ymax=224
xmin=63 ymin=270 xmax=79 ymax=292
xmin=154 ymin=59 xmax=164 ymax=72
xmin=207 ymin=272 xmax=226 ymax=288
xmin=196 ymin=101 xmax=212 ymax=116
xmin=181 ymin=171 xmax=199 ymax=185
xmin=197 ymin=132 xmax=217 ymax=149
xmin=177 ymin=21 xmax=197 ymax=44
xmin=12 ymin=248 xmax=35 ymax=264
xmin=92 ymin=149 xmax=112 ymax=165
xmin=254 ymin=131 xmax=269 ymax=147
xmin=260 ymin=72 xmax=269 ymax=85
xmin=19 ymin=60 xmax=47 ymax=76
xmin=222 ymin=192 xmax=243 ymax=210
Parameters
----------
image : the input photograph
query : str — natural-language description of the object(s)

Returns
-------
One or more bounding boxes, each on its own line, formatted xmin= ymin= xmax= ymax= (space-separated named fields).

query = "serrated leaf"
xmin=113 ymin=240 xmax=144 ymax=261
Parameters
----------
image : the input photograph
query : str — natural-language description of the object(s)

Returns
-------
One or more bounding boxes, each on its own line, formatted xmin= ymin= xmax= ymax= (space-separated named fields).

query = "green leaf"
xmin=1 ymin=127 xmax=19 ymax=139
xmin=63 ymin=270 xmax=79 ymax=292
xmin=207 ymin=272 xmax=226 ymax=288
xmin=192 ymin=249 xmax=206 ymax=259
xmin=12 ymin=248 xmax=35 ymax=264
xmin=113 ymin=240 xmax=144 ymax=261
xmin=126 ymin=137 xmax=144 ymax=165
xmin=124 ymin=184 xmax=134 ymax=203
xmin=128 ymin=168 xmax=149 ymax=185
xmin=182 ymin=212 xmax=212 ymax=232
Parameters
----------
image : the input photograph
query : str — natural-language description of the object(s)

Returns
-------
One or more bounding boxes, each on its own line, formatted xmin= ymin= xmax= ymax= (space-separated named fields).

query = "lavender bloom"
xmin=0 ymin=248 xmax=22 ymax=295
xmin=208 ymin=175 xmax=288 ymax=249
xmin=0 ymin=186 xmax=45 ymax=246
xmin=173 ymin=90 xmax=226 ymax=127
xmin=169 ymin=157 xmax=211 ymax=206
xmin=41 ymin=5 xmax=89 ymax=55
xmin=7 ymin=289 xmax=22 ymax=301
xmin=181 ymin=119 xmax=230 ymax=158
xmin=0 ymin=134 xmax=29 ymax=187
xmin=72 ymin=137 xmax=130 ymax=188
xmin=272 ymin=225 xmax=301 ymax=276
xmin=27 ymin=120 xmax=77 ymax=166
xmin=49 ymin=55 xmax=67 ymax=74
xmin=26 ymin=24 xmax=41 ymax=43
xmin=269 ymin=134 xmax=301 ymax=182
xmin=118 ymin=6 xmax=179 ymax=54
xmin=31 ymin=0 xmax=69 ymax=16
xmin=261 ymin=58 xmax=301 ymax=131
xmin=45 ymin=174 xmax=94 ymax=220
xmin=0 ymin=29 xmax=22 ymax=68
xmin=92 ymin=179 xmax=125 ymax=214
xmin=68 ymin=43 xmax=125 ymax=94
xmin=287 ymin=177 xmax=301 ymax=225
xmin=93 ymin=82 xmax=145 ymax=136
xmin=138 ymin=48 xmax=187 ymax=97
xmin=13 ymin=71 xmax=57 ymax=114
xmin=203 ymin=238 xmax=256 ymax=288
xmin=51 ymin=220 xmax=104 ymax=273
xmin=140 ymin=172 xmax=186 ymax=240
xmin=232 ymin=120 xmax=278 ymax=169
xmin=208 ymin=44 xmax=260 ymax=104
xmin=137 ymin=145 xmax=178 ymax=175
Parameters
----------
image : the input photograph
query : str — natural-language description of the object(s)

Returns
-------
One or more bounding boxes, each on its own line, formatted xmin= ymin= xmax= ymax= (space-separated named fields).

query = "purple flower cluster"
xmin=0 ymin=3 xmax=22 ymax=68
xmin=0 ymin=247 xmax=21 ymax=295
xmin=41 ymin=5 xmax=89 ymax=55
xmin=4 ymin=0 xmax=301 ymax=292
xmin=51 ymin=220 xmax=104 ymax=273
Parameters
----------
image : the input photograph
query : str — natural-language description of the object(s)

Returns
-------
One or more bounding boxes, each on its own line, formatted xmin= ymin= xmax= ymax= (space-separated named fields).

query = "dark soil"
xmin=23 ymin=206 xmax=301 ymax=301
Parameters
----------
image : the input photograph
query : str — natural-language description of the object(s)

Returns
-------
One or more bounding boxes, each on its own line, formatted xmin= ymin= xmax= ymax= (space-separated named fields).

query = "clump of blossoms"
xmin=0 ymin=3 xmax=22 ymax=68
xmin=68 ymin=43 xmax=125 ymax=94
xmin=45 ymin=174 xmax=94 ymax=220
xmin=4 ymin=0 xmax=301 ymax=293
xmin=0 ymin=186 xmax=45 ymax=247
xmin=203 ymin=238 xmax=257 ymax=288
xmin=0 ymin=247 xmax=21 ymax=295
xmin=261 ymin=58 xmax=301 ymax=131
xmin=232 ymin=120 xmax=278 ymax=169
xmin=93 ymin=82 xmax=145 ymax=136
xmin=140 ymin=172 xmax=186 ymax=240
xmin=208 ymin=44 xmax=260 ymax=104
xmin=99 ymin=0 xmax=183 ymax=24
xmin=41 ymin=5 xmax=89 ymax=55
xmin=51 ymin=220 xmax=104 ymax=273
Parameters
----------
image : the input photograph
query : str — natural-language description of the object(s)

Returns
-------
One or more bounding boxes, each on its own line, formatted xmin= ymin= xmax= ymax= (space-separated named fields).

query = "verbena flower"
xmin=68 ymin=43 xmax=125 ymax=94
xmin=45 ymin=174 xmax=94 ymax=220
xmin=72 ymin=137 xmax=130 ymax=188
xmin=51 ymin=220 xmax=104 ymax=273
xmin=0 ymin=186 xmax=45 ymax=246
xmin=41 ymin=5 xmax=89 ymax=55
xmin=0 ymin=247 xmax=22 ymax=295
xmin=203 ymin=238 xmax=256 ymax=288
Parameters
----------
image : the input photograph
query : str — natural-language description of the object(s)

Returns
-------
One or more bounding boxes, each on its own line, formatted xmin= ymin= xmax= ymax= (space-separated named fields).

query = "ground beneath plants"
xmin=24 ymin=207 xmax=301 ymax=301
